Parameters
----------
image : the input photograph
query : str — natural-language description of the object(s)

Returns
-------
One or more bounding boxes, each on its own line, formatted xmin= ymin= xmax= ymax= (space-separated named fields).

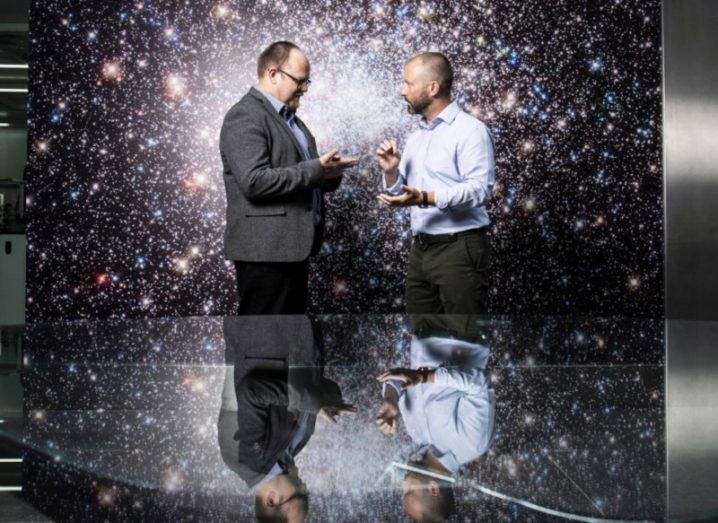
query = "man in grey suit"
xmin=220 ymin=41 xmax=356 ymax=314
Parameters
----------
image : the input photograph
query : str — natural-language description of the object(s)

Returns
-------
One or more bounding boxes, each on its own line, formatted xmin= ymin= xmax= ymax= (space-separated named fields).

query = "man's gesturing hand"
xmin=376 ymin=139 xmax=400 ymax=175
xmin=320 ymin=149 xmax=358 ymax=180
xmin=318 ymin=400 xmax=357 ymax=425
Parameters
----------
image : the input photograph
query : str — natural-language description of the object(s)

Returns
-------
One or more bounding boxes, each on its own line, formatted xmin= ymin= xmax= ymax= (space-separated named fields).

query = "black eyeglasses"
xmin=277 ymin=68 xmax=312 ymax=88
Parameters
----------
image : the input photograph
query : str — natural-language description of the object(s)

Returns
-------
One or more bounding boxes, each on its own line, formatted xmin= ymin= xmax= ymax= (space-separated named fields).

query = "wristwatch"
xmin=417 ymin=366 xmax=432 ymax=383
xmin=419 ymin=190 xmax=429 ymax=208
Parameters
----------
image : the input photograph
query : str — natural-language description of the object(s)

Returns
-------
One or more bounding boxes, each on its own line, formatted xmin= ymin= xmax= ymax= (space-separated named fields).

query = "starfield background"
xmin=26 ymin=0 xmax=663 ymax=320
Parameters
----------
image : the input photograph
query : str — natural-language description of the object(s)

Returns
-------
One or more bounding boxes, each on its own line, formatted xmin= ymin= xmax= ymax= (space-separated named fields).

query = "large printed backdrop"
xmin=26 ymin=0 xmax=663 ymax=320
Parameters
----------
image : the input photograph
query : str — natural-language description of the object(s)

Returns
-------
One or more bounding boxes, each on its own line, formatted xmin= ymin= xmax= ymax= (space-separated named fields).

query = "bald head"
xmin=402 ymin=472 xmax=455 ymax=522
xmin=405 ymin=52 xmax=454 ymax=99
xmin=257 ymin=41 xmax=301 ymax=79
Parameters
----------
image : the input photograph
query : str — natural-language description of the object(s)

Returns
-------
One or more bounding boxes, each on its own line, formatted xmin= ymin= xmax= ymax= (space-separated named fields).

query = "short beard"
xmin=286 ymin=97 xmax=301 ymax=111
xmin=406 ymin=94 xmax=431 ymax=115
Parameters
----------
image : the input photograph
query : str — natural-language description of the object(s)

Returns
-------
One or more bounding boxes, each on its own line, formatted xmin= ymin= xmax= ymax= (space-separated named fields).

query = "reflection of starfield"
xmin=18 ymin=315 xmax=666 ymax=520
xmin=26 ymin=0 xmax=663 ymax=319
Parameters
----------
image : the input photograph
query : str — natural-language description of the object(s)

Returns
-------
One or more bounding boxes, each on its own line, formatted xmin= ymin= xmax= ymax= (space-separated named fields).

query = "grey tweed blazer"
xmin=220 ymin=87 xmax=341 ymax=262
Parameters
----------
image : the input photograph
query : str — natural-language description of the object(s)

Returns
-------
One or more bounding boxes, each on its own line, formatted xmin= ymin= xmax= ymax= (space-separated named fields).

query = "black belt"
xmin=414 ymin=227 xmax=487 ymax=247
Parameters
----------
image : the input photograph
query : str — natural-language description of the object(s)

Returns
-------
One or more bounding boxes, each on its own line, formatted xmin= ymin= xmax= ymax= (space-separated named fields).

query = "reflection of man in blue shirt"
xmin=376 ymin=315 xmax=495 ymax=522
xmin=377 ymin=52 xmax=495 ymax=314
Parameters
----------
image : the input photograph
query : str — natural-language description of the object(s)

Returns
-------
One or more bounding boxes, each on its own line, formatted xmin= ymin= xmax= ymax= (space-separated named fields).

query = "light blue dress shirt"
xmin=384 ymin=334 xmax=495 ymax=475
xmin=257 ymin=87 xmax=322 ymax=225
xmin=383 ymin=101 xmax=495 ymax=235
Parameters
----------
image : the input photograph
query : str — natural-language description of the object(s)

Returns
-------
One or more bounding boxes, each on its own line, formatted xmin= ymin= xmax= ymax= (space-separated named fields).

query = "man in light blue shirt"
xmin=377 ymin=52 xmax=495 ymax=313
xmin=375 ymin=315 xmax=495 ymax=521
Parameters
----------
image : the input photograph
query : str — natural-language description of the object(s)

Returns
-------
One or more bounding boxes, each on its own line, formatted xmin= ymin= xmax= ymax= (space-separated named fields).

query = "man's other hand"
xmin=376 ymin=139 xmax=400 ymax=175
xmin=376 ymin=185 xmax=423 ymax=207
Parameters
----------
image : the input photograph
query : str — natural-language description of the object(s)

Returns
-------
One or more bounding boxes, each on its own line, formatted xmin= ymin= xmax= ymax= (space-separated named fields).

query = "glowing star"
xmin=523 ymin=198 xmax=535 ymax=211
xmin=175 ymin=258 xmax=189 ymax=273
xmin=417 ymin=6 xmax=435 ymax=21
xmin=628 ymin=276 xmax=640 ymax=289
xmin=469 ymin=105 xmax=482 ymax=118
xmin=521 ymin=140 xmax=535 ymax=153
xmin=187 ymin=171 xmax=210 ymax=188
xmin=501 ymin=91 xmax=517 ymax=112
xmin=211 ymin=4 xmax=231 ymax=20
xmin=160 ymin=467 xmax=186 ymax=492
xmin=334 ymin=280 xmax=348 ymax=294
xmin=97 ymin=486 xmax=119 ymax=507
xmin=164 ymin=74 xmax=188 ymax=101
xmin=96 ymin=273 xmax=109 ymax=285
xmin=36 ymin=140 xmax=49 ymax=153
xmin=101 ymin=60 xmax=122 ymax=82
xmin=182 ymin=376 xmax=206 ymax=392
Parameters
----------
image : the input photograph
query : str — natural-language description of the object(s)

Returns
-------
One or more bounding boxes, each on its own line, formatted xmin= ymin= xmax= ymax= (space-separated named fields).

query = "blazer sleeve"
xmin=221 ymin=105 xmax=324 ymax=201
xmin=322 ymin=173 xmax=343 ymax=194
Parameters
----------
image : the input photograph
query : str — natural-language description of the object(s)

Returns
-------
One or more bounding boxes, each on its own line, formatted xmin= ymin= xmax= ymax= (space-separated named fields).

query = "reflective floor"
xmin=0 ymin=315 xmax=716 ymax=522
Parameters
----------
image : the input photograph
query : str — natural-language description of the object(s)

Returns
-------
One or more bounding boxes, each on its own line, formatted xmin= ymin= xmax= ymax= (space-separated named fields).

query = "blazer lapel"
xmin=249 ymin=87 xmax=306 ymax=160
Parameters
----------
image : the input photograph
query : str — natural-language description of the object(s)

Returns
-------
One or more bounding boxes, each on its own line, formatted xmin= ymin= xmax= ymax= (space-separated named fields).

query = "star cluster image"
xmin=26 ymin=0 xmax=663 ymax=320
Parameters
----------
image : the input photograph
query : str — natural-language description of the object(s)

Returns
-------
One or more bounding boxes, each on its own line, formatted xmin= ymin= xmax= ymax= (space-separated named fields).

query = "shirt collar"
xmin=256 ymin=86 xmax=289 ymax=116
xmin=250 ymin=462 xmax=284 ymax=493
xmin=419 ymin=101 xmax=460 ymax=130
xmin=418 ymin=445 xmax=460 ymax=476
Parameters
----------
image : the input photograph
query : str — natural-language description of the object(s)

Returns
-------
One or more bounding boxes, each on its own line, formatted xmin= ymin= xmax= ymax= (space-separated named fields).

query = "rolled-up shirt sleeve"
xmin=434 ymin=123 xmax=494 ymax=211
xmin=383 ymin=173 xmax=404 ymax=195
xmin=433 ymin=367 xmax=489 ymax=394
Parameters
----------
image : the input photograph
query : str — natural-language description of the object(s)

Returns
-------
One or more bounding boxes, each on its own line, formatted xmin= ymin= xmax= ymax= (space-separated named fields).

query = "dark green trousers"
xmin=405 ymin=228 xmax=490 ymax=314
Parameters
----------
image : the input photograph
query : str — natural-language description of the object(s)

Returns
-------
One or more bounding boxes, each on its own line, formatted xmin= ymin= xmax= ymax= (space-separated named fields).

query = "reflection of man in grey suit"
xmin=218 ymin=316 xmax=354 ymax=522
xmin=220 ymin=41 xmax=357 ymax=314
